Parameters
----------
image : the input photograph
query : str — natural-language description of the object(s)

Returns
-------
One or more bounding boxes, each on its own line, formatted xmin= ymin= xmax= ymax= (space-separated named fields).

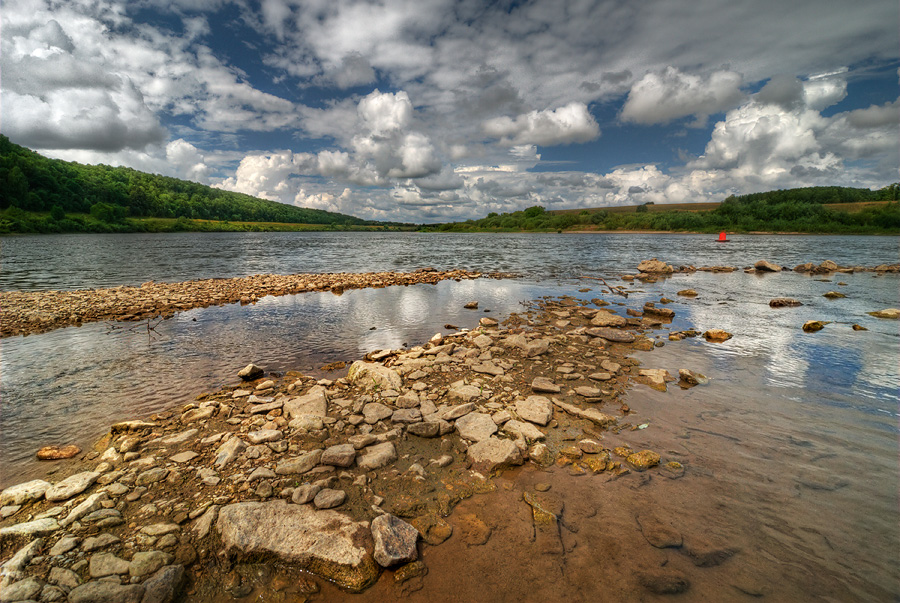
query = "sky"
xmin=2 ymin=0 xmax=898 ymax=223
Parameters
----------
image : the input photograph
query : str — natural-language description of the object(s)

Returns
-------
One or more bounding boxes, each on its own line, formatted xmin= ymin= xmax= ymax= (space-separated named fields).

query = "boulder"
xmin=347 ymin=361 xmax=402 ymax=391
xmin=284 ymin=386 xmax=328 ymax=421
xmin=237 ymin=364 xmax=264 ymax=380
xmin=754 ymin=260 xmax=781 ymax=272
xmin=0 ymin=480 xmax=51 ymax=507
xmin=637 ymin=258 xmax=674 ymax=274
xmin=216 ymin=500 xmax=378 ymax=592
xmin=370 ymin=514 xmax=419 ymax=567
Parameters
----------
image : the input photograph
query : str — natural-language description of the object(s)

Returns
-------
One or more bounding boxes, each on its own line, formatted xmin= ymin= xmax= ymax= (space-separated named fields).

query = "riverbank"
xmin=0 ymin=269 xmax=492 ymax=338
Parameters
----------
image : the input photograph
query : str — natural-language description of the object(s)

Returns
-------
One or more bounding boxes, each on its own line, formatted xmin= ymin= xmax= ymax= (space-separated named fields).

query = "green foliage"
xmin=0 ymin=135 xmax=400 ymax=234
xmin=635 ymin=203 xmax=648 ymax=213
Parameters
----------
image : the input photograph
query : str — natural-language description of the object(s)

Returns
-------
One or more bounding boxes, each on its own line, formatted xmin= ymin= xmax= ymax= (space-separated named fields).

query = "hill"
xmin=0 ymin=136 xmax=392 ymax=234
xmin=426 ymin=184 xmax=900 ymax=234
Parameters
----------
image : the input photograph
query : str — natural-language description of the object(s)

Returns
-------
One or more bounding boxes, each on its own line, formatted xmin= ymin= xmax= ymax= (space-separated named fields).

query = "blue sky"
xmin=3 ymin=0 xmax=898 ymax=222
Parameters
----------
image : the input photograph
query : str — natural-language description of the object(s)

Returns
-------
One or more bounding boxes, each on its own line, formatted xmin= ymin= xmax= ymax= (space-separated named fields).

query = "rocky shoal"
xmin=0 ymin=269 xmax=491 ymax=338
xmin=1 ymin=285 xmax=707 ymax=601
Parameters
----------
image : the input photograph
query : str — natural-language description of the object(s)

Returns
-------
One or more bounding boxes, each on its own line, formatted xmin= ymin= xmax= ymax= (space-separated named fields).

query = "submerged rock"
xmin=868 ymin=308 xmax=899 ymax=319
xmin=637 ymin=258 xmax=674 ymax=274
xmin=802 ymin=320 xmax=828 ymax=332
xmin=36 ymin=444 xmax=81 ymax=460
xmin=754 ymin=260 xmax=782 ymax=272
xmin=702 ymin=329 xmax=732 ymax=342
xmin=769 ymin=298 xmax=802 ymax=308
xmin=216 ymin=500 xmax=378 ymax=592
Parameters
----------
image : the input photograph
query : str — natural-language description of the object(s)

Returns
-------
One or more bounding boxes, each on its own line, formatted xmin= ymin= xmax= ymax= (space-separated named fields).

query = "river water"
xmin=1 ymin=232 xmax=898 ymax=600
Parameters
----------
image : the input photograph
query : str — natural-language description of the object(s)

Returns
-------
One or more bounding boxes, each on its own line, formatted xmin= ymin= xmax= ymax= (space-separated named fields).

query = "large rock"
xmin=455 ymin=412 xmax=498 ymax=442
xmin=213 ymin=437 xmax=246 ymax=468
xmin=275 ymin=449 xmax=323 ymax=475
xmin=467 ymin=437 xmax=524 ymax=472
xmin=141 ymin=565 xmax=185 ymax=603
xmin=501 ymin=419 xmax=545 ymax=442
xmin=45 ymin=472 xmax=100 ymax=502
xmin=357 ymin=442 xmax=397 ymax=471
xmin=284 ymin=386 xmax=328 ymax=421
xmin=321 ymin=444 xmax=356 ymax=467
xmin=68 ymin=581 xmax=144 ymax=603
xmin=754 ymin=260 xmax=782 ymax=272
xmin=347 ymin=361 xmax=402 ymax=391
xmin=587 ymin=327 xmax=635 ymax=343
xmin=370 ymin=514 xmax=419 ymax=568
xmin=516 ymin=396 xmax=552 ymax=426
xmin=868 ymin=308 xmax=900 ymax=319
xmin=590 ymin=312 xmax=626 ymax=327
xmin=216 ymin=500 xmax=378 ymax=592
xmin=237 ymin=363 xmax=264 ymax=380
xmin=0 ymin=519 xmax=58 ymax=546
xmin=637 ymin=258 xmax=674 ymax=274
xmin=0 ymin=480 xmax=51 ymax=506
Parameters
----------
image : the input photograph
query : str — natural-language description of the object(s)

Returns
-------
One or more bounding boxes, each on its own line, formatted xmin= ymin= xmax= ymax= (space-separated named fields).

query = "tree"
xmin=50 ymin=205 xmax=65 ymax=221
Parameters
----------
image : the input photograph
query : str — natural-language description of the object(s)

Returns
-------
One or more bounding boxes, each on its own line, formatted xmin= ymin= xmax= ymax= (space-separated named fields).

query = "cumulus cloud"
xmin=331 ymin=52 xmax=377 ymax=88
xmin=216 ymin=151 xmax=317 ymax=199
xmin=482 ymin=102 xmax=600 ymax=146
xmin=621 ymin=67 xmax=744 ymax=126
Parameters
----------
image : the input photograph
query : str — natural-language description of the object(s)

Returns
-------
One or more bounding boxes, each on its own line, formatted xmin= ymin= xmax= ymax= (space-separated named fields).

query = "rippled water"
xmin=1 ymin=232 xmax=898 ymax=600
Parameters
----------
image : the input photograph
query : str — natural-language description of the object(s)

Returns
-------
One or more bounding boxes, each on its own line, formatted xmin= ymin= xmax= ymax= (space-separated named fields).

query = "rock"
xmin=169 ymin=451 xmax=198 ymax=464
xmin=769 ymin=297 xmax=802 ymax=308
xmin=702 ymin=329 xmax=732 ymax=342
xmin=1 ymin=538 xmax=43 ymax=589
xmin=802 ymin=320 xmax=828 ymax=332
xmin=347 ymin=361 xmax=402 ymax=391
xmin=588 ymin=372 xmax=612 ymax=382
xmin=313 ymin=489 xmax=346 ymax=509
xmin=371 ymin=514 xmax=419 ymax=568
xmin=136 ymin=467 xmax=169 ymax=487
xmin=637 ymin=514 xmax=683 ymax=548
xmin=638 ymin=369 xmax=674 ymax=390
xmin=472 ymin=334 xmax=493 ymax=349
xmin=90 ymin=552 xmax=131 ymax=578
xmin=407 ymin=422 xmax=440 ymax=438
xmin=472 ymin=362 xmax=504 ymax=376
xmin=237 ymin=363 xmax=264 ymax=380
xmin=501 ymin=420 xmax=545 ymax=442
xmin=68 ymin=581 xmax=144 ymax=603
xmin=357 ymin=442 xmax=397 ymax=470
xmin=129 ymin=551 xmax=173 ymax=578
xmin=180 ymin=407 xmax=215 ymax=423
xmin=191 ymin=505 xmax=219 ymax=539
xmin=246 ymin=429 xmax=282 ymax=445
xmin=321 ymin=444 xmax=356 ymax=467
xmin=447 ymin=384 xmax=481 ymax=403
xmin=1 ymin=480 xmax=51 ymax=506
xmin=361 ymin=402 xmax=392 ymax=424
xmin=36 ymin=444 xmax=81 ymax=460
xmin=823 ymin=291 xmax=846 ymax=299
xmin=197 ymin=468 xmax=220 ymax=486
xmin=643 ymin=303 xmax=675 ymax=319
xmin=678 ymin=369 xmax=709 ymax=386
xmin=626 ymin=450 xmax=661 ymax=471
xmin=3 ymin=576 xmax=43 ymax=601
xmin=248 ymin=399 xmax=283 ymax=415
xmin=852 ymin=324 xmax=868 ymax=331
xmin=159 ymin=429 xmax=198 ymax=446
xmin=552 ymin=399 xmax=616 ymax=427
xmin=466 ymin=437 xmax=523 ymax=472
xmin=81 ymin=533 xmax=120 ymax=552
xmin=409 ymin=514 xmax=453 ymax=546
xmin=464 ymin=301 xmax=478 ymax=309
xmin=819 ymin=260 xmax=839 ymax=271
xmin=455 ymin=413 xmax=498 ymax=442
xmin=395 ymin=391 xmax=420 ymax=408
xmin=528 ymin=443 xmax=553 ymax=466
xmin=868 ymin=308 xmax=900 ymax=319
xmin=638 ymin=570 xmax=690 ymax=594
xmin=522 ymin=339 xmax=551 ymax=357
xmin=275 ymin=449 xmax=323 ymax=475
xmin=140 ymin=565 xmax=185 ymax=603
xmin=587 ymin=327 xmax=635 ymax=343
xmin=392 ymin=408 xmax=423 ymax=423
xmin=60 ymin=492 xmax=108 ymax=528
xmin=1 ymin=518 xmax=59 ymax=545
xmin=479 ymin=317 xmax=498 ymax=327
xmin=441 ymin=402 xmax=476 ymax=420
xmin=637 ymin=258 xmax=674 ymax=274
xmin=677 ymin=289 xmax=698 ymax=297
xmin=754 ymin=260 xmax=782 ymax=272
xmin=49 ymin=535 xmax=79 ymax=555
xmin=291 ymin=484 xmax=321 ymax=504
xmin=213 ymin=437 xmax=247 ymax=468
xmin=48 ymin=566 xmax=81 ymax=590
xmin=110 ymin=420 xmax=157 ymax=434
xmin=216 ymin=500 xmax=378 ymax=592
xmin=683 ymin=538 xmax=737 ymax=567
xmin=531 ymin=377 xmax=560 ymax=394
xmin=284 ymin=386 xmax=328 ymax=422
xmin=45 ymin=472 xmax=100 ymax=502
xmin=574 ymin=386 xmax=602 ymax=398
xmin=590 ymin=312 xmax=626 ymax=327
xmin=457 ymin=513 xmax=492 ymax=546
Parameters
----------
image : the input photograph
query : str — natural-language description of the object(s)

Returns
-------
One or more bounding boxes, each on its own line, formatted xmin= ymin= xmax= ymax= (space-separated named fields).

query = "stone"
xmin=140 ymin=523 xmax=180 ymax=536
xmin=248 ymin=400 xmax=283 ymax=415
xmin=683 ymin=538 xmax=737 ymax=567
xmin=347 ymin=361 xmax=403 ymax=391
xmin=357 ymin=442 xmax=397 ymax=471
xmin=823 ymin=291 xmax=846 ymax=298
xmin=677 ymin=289 xmax=698 ymax=297
xmin=48 ymin=566 xmax=81 ymax=590
xmin=552 ymin=400 xmax=616 ymax=427
xmin=588 ymin=372 xmax=612 ymax=382
xmin=371 ymin=514 xmax=419 ymax=568
xmin=637 ymin=258 xmax=674 ymax=274
xmin=441 ymin=402 xmax=476 ymax=420
xmin=237 ymin=364 xmax=264 ymax=380
xmin=129 ymin=551 xmax=173 ymax=578
xmin=643 ymin=303 xmax=675 ymax=319
xmin=169 ymin=451 xmax=198 ymax=464
xmin=575 ymin=386 xmax=602 ymax=397
xmin=868 ymin=308 xmax=900 ymax=319
xmin=90 ymin=552 xmax=131 ymax=577
xmin=275 ymin=449 xmax=323 ymax=475
xmin=1 ymin=480 xmax=51 ymax=507
xmin=407 ymin=422 xmax=440 ymax=438
xmin=455 ymin=412 xmax=497 ymax=442
xmin=802 ymin=320 xmax=827 ymax=332
xmin=110 ymin=420 xmax=157 ymax=434
xmin=457 ymin=513 xmax=492 ymax=546
xmin=140 ymin=565 xmax=185 ymax=603
xmin=531 ymin=377 xmax=560 ymax=394
xmin=192 ymin=505 xmax=219 ymax=539
xmin=638 ymin=369 xmax=674 ymax=390
xmin=246 ymin=429 xmax=282 ymax=444
xmin=587 ymin=327 xmax=635 ymax=343
xmin=60 ymin=492 xmax=108 ymax=528
xmin=392 ymin=408 xmax=423 ymax=424
xmin=472 ymin=362 xmax=504 ymax=376
xmin=578 ymin=439 xmax=603 ymax=454
xmin=321 ymin=444 xmax=356 ymax=467
xmin=68 ymin=581 xmax=144 ymax=603
xmin=626 ymin=450 xmax=661 ymax=471
xmin=36 ymin=445 xmax=81 ymax=460
xmin=590 ymin=312 xmax=626 ymax=327
xmin=136 ymin=467 xmax=169 ymax=487
xmin=1 ymin=518 xmax=59 ymax=544
xmin=447 ymin=385 xmax=481 ymax=403
xmin=703 ymin=329 xmax=733 ymax=342
xmin=678 ymin=369 xmax=709 ymax=386
xmin=464 ymin=301 xmax=478 ymax=309
xmin=636 ymin=514 xmax=683 ymax=548
xmin=49 ymin=535 xmax=79 ymax=555
xmin=180 ymin=407 xmax=215 ymax=423
xmin=754 ymin=260 xmax=781 ymax=272
xmin=1 ymin=538 xmax=43 ymax=590
xmin=213 ymin=437 xmax=247 ymax=468
xmin=529 ymin=443 xmax=553 ymax=466
xmin=45 ymin=472 xmax=100 ymax=502
xmin=216 ymin=500 xmax=378 ymax=592
xmin=523 ymin=339 xmax=551 ymax=357
xmin=638 ymin=570 xmax=690 ymax=594
xmin=466 ymin=437 xmax=523 ymax=472
xmin=479 ymin=317 xmax=498 ymax=327
xmin=502 ymin=420 xmax=545 ymax=442
xmin=395 ymin=391 xmax=420 ymax=408
xmin=284 ymin=386 xmax=328 ymax=422
xmin=313 ymin=488 xmax=346 ymax=509
xmin=82 ymin=533 xmax=121 ymax=552
xmin=197 ymin=468 xmax=220 ymax=486
xmin=362 ymin=403 xmax=393 ymax=424
xmin=472 ymin=334 xmax=493 ymax=349
xmin=292 ymin=484 xmax=321 ymax=504
xmin=2 ymin=576 xmax=42 ymax=601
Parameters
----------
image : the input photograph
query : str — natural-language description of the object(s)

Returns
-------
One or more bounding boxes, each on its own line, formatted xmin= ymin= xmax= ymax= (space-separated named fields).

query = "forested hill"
xmin=0 ymin=135 xmax=373 ymax=230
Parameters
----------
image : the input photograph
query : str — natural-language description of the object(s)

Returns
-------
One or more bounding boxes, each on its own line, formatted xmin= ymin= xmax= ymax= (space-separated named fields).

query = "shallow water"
xmin=1 ymin=232 xmax=898 ymax=600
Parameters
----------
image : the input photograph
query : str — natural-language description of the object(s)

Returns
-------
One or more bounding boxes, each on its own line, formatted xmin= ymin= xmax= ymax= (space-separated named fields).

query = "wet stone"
xmin=141 ymin=565 xmax=186 ymax=603
xmin=371 ymin=513 xmax=419 ymax=568
xmin=638 ymin=570 xmax=690 ymax=595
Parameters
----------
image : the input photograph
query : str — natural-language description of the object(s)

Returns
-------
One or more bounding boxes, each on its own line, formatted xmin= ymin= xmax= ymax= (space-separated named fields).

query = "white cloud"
xmin=621 ymin=67 xmax=744 ymax=126
xmin=331 ymin=52 xmax=376 ymax=88
xmin=216 ymin=150 xmax=317 ymax=199
xmin=357 ymin=90 xmax=413 ymax=135
xmin=482 ymin=102 xmax=600 ymax=146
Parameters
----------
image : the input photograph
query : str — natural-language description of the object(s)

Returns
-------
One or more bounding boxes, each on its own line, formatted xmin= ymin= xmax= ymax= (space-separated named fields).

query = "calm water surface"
xmin=1 ymin=232 xmax=898 ymax=600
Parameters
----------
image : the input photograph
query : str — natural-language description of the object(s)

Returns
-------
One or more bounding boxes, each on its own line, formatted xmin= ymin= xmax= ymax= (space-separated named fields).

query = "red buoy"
xmin=718 ymin=231 xmax=728 ymax=242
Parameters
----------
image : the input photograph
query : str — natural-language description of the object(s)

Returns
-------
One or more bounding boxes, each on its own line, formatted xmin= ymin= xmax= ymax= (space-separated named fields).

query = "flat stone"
xmin=36 ymin=444 xmax=81 ymax=460
xmin=60 ymin=492 xmax=108 ymax=528
xmin=441 ymin=402 xmax=476 ymax=420
xmin=90 ymin=552 xmax=131 ymax=577
xmin=0 ymin=518 xmax=59 ymax=544
xmin=638 ymin=570 xmax=690 ymax=594
xmin=868 ymin=308 xmax=900 ymax=319
xmin=192 ymin=505 xmax=219 ymax=539
xmin=392 ymin=408 xmax=423 ymax=424
xmin=2 ymin=576 xmax=42 ymax=601
xmin=627 ymin=450 xmax=661 ymax=471
xmin=136 ymin=467 xmax=169 ymax=487
xmin=275 ymin=449 xmax=323 ymax=475
xmin=590 ymin=312 xmax=626 ymax=327
xmin=313 ymin=488 xmax=346 ymax=509
xmin=455 ymin=413 xmax=497 ymax=442
xmin=68 ymin=581 xmax=144 ymax=603
xmin=516 ymin=396 xmax=552 ymax=425
xmin=129 ymin=551 xmax=173 ymax=578
xmin=552 ymin=400 xmax=616 ymax=427
xmin=523 ymin=339 xmax=551 ymax=357
xmin=0 ymin=480 xmax=51 ymax=506
xmin=248 ymin=400 xmax=284 ymax=414
xmin=197 ymin=468 xmax=221 ymax=486
xmin=637 ymin=258 xmax=674 ymax=274
xmin=357 ymin=442 xmax=397 ymax=471
xmin=170 ymin=451 xmax=198 ymax=464
xmin=141 ymin=564 xmax=186 ymax=603
xmin=502 ymin=419 xmax=545 ymax=442
xmin=395 ymin=391 xmax=420 ymax=408
xmin=407 ymin=421 xmax=440 ymax=438
xmin=247 ymin=429 xmax=282 ymax=444
xmin=472 ymin=334 xmax=493 ymax=348
xmin=247 ymin=467 xmax=276 ymax=482
xmin=321 ymin=444 xmax=356 ymax=467
xmin=216 ymin=500 xmax=378 ymax=592
xmin=588 ymin=327 xmax=635 ymax=343
xmin=110 ymin=420 xmax=157 ymax=434
xmin=49 ymin=566 xmax=81 ymax=590
xmin=362 ymin=403 xmax=393 ymax=424
xmin=49 ymin=535 xmax=79 ymax=555
xmin=284 ymin=386 xmax=328 ymax=422
xmin=447 ymin=385 xmax=481 ymax=403
xmin=347 ymin=361 xmax=403 ymax=391
xmin=1 ymin=538 xmax=43 ymax=589
xmin=466 ymin=437 xmax=524 ymax=472
xmin=472 ymin=362 xmax=504 ymax=376
xmin=575 ymin=386 xmax=602 ymax=397
xmin=82 ymin=533 xmax=121 ymax=552
xmin=214 ymin=437 xmax=247 ymax=468
xmin=159 ymin=429 xmax=198 ymax=445
xmin=678 ymin=369 xmax=709 ymax=386
xmin=531 ymin=378 xmax=560 ymax=394
xmin=371 ymin=514 xmax=419 ymax=568
xmin=45 ymin=472 xmax=100 ymax=502
xmin=180 ymin=407 xmax=215 ymax=424
xmin=588 ymin=372 xmax=612 ymax=381
xmin=291 ymin=484 xmax=321 ymax=504
xmin=140 ymin=523 xmax=180 ymax=536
